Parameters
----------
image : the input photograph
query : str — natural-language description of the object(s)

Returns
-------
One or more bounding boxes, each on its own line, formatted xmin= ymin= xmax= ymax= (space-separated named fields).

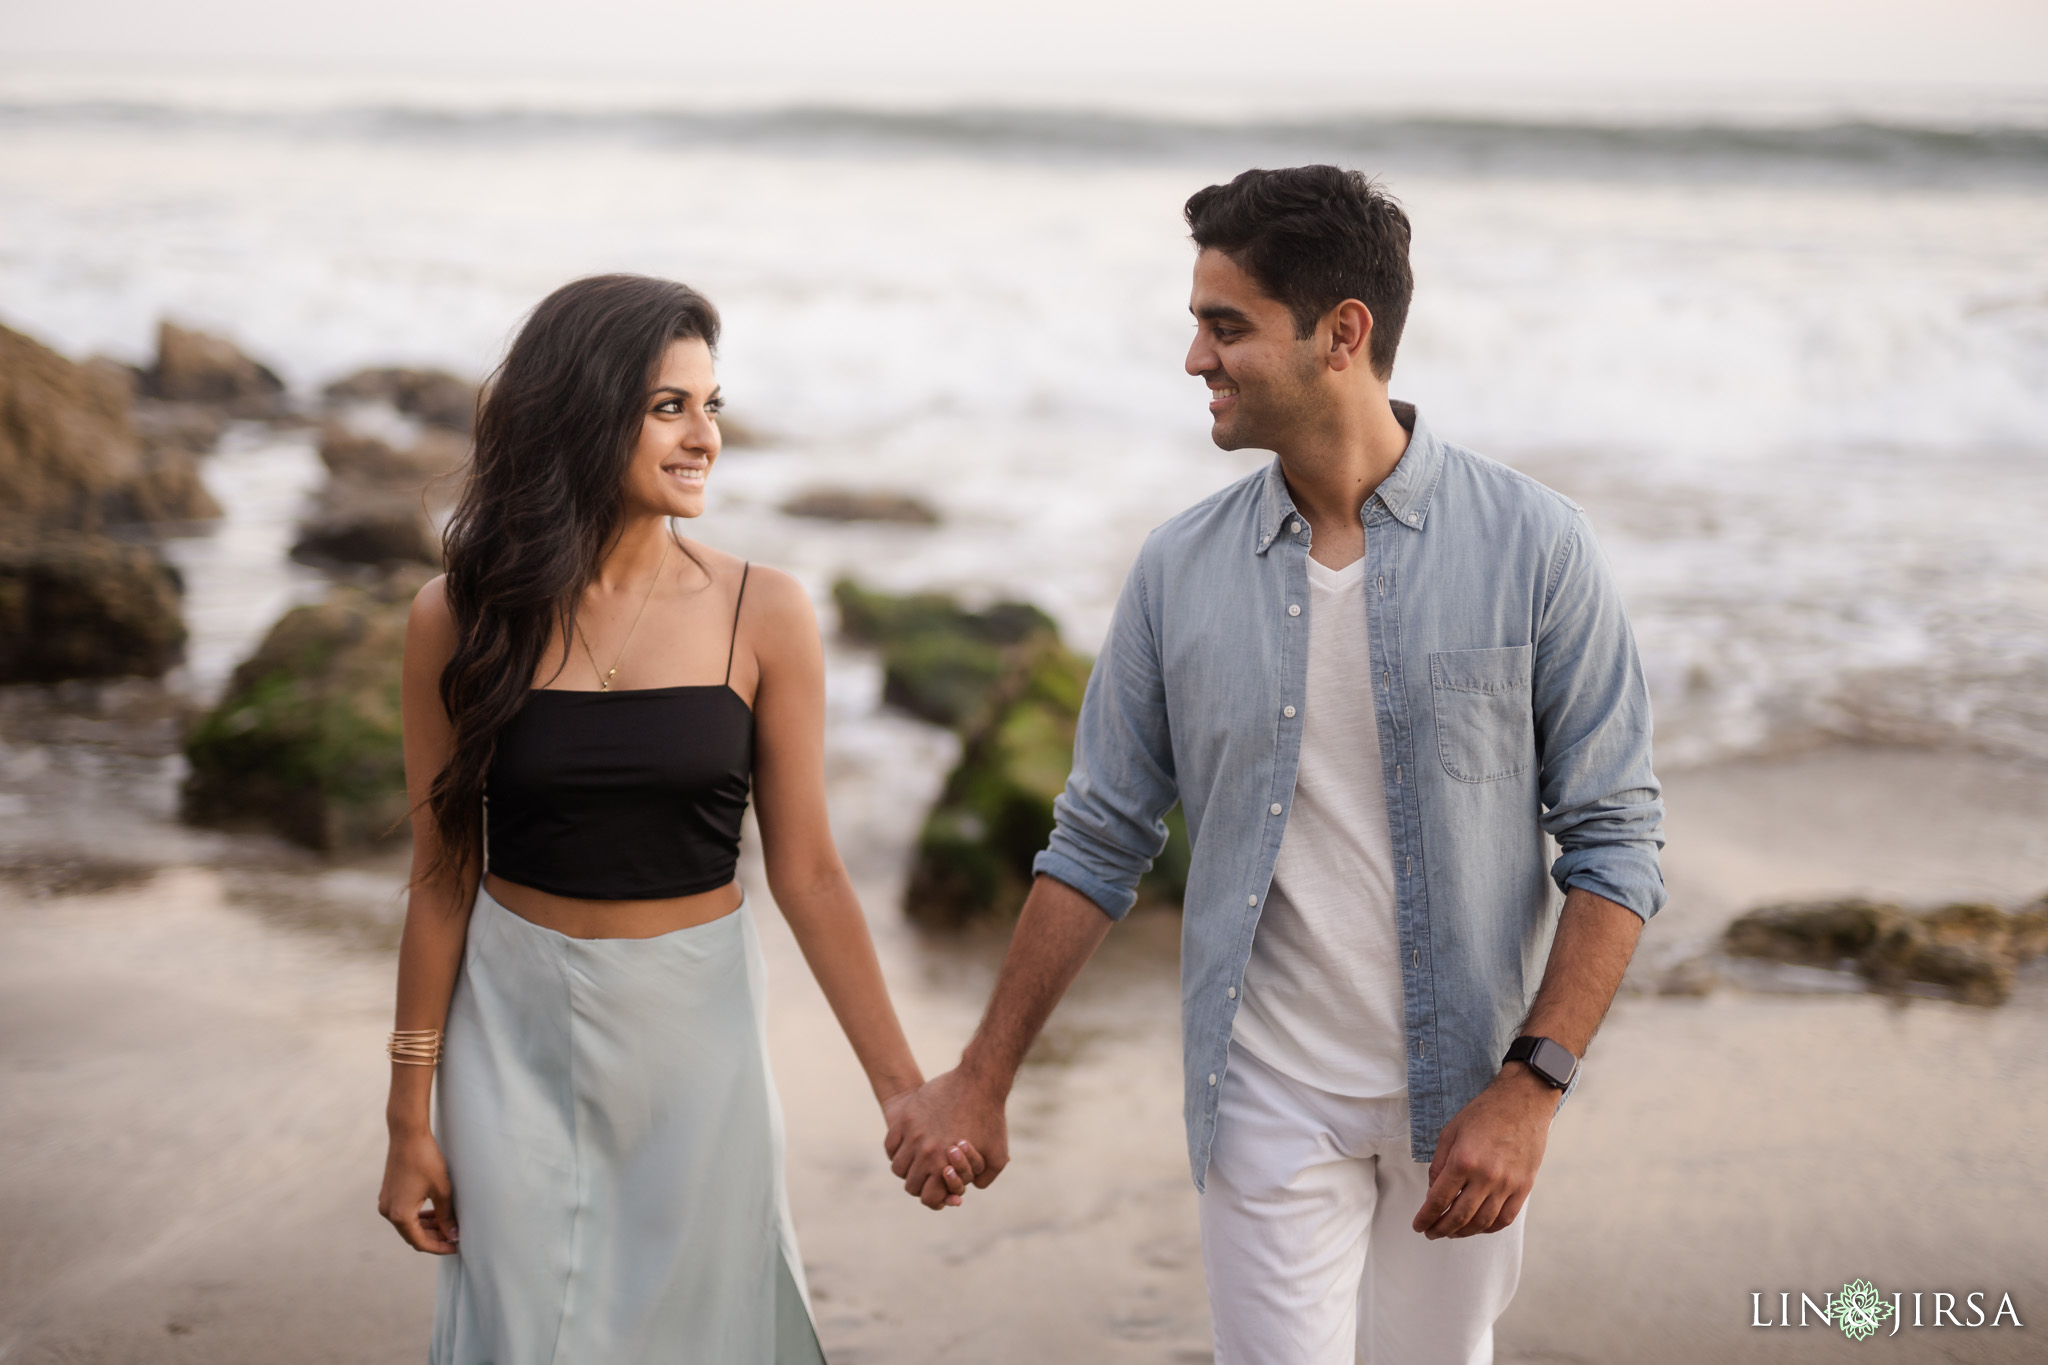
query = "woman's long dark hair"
xmin=426 ymin=274 xmax=721 ymax=887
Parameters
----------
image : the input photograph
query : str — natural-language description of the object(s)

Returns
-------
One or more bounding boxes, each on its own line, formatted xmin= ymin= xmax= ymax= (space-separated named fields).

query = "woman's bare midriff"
xmin=484 ymin=873 xmax=743 ymax=940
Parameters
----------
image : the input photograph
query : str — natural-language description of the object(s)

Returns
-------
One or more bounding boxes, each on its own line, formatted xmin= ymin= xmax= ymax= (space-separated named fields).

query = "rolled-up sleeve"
xmin=1033 ymin=550 xmax=1181 ymax=921
xmin=1533 ymin=514 xmax=1666 ymax=921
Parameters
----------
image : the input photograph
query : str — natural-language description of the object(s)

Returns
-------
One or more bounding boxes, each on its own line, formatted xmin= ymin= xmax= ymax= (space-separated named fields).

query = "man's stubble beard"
xmin=1209 ymin=346 xmax=1324 ymax=454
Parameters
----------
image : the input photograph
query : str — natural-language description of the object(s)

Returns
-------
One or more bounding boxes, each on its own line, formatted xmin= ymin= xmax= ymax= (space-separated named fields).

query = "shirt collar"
xmin=1254 ymin=401 xmax=1443 ymax=555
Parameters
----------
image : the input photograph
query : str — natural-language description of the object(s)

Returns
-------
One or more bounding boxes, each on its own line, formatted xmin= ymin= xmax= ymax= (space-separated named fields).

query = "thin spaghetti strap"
xmin=725 ymin=563 xmax=750 ymax=686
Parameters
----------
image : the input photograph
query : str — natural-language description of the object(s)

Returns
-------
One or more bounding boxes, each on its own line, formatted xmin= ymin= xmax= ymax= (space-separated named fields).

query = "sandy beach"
xmin=3 ymin=739 xmax=2043 ymax=1364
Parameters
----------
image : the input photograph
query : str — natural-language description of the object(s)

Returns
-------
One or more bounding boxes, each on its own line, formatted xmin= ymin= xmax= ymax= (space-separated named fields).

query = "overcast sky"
xmin=3 ymin=0 xmax=2044 ymax=103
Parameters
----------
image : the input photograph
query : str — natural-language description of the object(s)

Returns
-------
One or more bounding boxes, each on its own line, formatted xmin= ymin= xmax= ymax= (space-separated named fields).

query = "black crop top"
xmin=484 ymin=567 xmax=754 ymax=901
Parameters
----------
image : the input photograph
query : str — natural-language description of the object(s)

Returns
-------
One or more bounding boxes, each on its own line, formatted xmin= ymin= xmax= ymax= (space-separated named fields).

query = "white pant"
xmin=1200 ymin=1045 xmax=1524 ymax=1365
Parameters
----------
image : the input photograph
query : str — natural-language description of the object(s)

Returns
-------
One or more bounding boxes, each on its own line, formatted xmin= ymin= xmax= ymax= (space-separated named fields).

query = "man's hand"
xmin=1411 ymin=1065 xmax=1557 ymax=1239
xmin=885 ymin=1067 xmax=1008 ymax=1210
xmin=1411 ymin=887 xmax=1640 ymax=1239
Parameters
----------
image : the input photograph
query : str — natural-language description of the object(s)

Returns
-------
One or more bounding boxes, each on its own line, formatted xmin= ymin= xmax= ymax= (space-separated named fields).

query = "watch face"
xmin=1529 ymin=1037 xmax=1577 ymax=1087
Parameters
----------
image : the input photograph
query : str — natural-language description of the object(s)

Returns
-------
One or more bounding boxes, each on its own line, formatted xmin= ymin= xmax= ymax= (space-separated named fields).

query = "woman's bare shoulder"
xmin=673 ymin=539 xmax=809 ymax=618
xmin=406 ymin=574 xmax=458 ymax=661
xmin=734 ymin=562 xmax=816 ymax=628
xmin=409 ymin=572 xmax=453 ymax=622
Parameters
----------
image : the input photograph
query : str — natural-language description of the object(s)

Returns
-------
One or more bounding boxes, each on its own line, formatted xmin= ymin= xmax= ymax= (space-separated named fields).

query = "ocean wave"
xmin=5 ymin=99 xmax=2048 ymax=185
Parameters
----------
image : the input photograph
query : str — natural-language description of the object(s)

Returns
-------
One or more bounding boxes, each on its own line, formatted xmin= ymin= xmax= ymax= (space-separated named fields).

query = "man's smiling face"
xmin=1184 ymin=247 xmax=1323 ymax=453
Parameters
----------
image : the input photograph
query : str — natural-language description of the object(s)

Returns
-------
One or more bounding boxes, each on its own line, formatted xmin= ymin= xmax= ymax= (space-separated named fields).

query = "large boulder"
xmin=0 ymin=531 xmax=187 ymax=682
xmin=324 ymin=367 xmax=478 ymax=434
xmin=288 ymin=422 xmax=464 ymax=570
xmin=0 ymin=322 xmax=220 ymax=534
xmin=0 ymin=322 xmax=208 ymax=681
xmin=147 ymin=321 xmax=286 ymax=414
xmin=292 ymin=480 xmax=441 ymax=569
xmin=834 ymin=580 xmax=1189 ymax=926
xmin=182 ymin=571 xmax=426 ymax=850
xmin=315 ymin=422 xmax=468 ymax=488
xmin=1724 ymin=896 xmax=2048 ymax=1006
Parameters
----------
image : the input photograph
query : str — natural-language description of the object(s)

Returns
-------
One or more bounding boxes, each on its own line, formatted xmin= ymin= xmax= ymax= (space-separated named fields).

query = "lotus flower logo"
xmin=1835 ymin=1279 xmax=1896 ymax=1342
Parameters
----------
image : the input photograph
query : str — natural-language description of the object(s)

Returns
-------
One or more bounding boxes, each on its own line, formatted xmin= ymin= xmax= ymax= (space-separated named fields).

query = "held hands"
xmin=379 ymin=1128 xmax=460 ymax=1254
xmin=1411 ymin=1064 xmax=1557 ymax=1240
xmin=883 ymin=1067 xmax=1008 ymax=1210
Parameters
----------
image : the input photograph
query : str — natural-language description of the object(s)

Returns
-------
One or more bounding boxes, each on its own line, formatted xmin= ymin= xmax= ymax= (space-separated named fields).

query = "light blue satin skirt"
xmin=431 ymin=886 xmax=824 ymax=1364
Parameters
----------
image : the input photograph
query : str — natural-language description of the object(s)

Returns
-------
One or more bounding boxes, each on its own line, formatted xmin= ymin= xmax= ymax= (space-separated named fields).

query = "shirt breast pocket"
xmin=1429 ymin=645 xmax=1534 ymax=784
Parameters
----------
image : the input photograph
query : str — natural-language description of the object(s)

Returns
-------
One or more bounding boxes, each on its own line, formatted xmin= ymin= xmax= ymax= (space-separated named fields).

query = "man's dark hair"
xmin=1185 ymin=166 xmax=1413 ymax=379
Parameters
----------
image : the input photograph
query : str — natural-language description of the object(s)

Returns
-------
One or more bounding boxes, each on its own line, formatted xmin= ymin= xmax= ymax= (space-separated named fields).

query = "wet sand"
xmin=2 ymin=743 xmax=2045 ymax=1363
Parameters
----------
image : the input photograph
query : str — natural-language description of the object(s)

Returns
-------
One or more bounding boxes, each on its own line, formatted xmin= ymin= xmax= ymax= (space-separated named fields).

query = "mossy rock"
xmin=2012 ymin=898 xmax=2048 ymax=962
xmin=904 ymin=636 xmax=1191 ymax=928
xmin=183 ymin=574 xmax=424 ymax=850
xmin=879 ymin=631 xmax=1013 ymax=729
xmin=834 ymin=578 xmax=1056 ymax=728
xmin=834 ymin=579 xmax=1052 ymax=650
xmin=840 ymin=578 xmax=1190 ymax=926
xmin=1723 ymin=898 xmax=1908 ymax=966
xmin=1887 ymin=939 xmax=2013 ymax=1008
xmin=1724 ymin=896 xmax=2035 ymax=1006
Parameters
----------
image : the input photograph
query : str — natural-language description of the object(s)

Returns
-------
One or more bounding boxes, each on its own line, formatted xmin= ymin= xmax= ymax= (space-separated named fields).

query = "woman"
xmin=375 ymin=274 xmax=979 ymax=1362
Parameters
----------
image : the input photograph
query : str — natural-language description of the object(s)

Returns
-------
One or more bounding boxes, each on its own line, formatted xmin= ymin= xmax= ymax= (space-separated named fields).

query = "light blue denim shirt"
xmin=1033 ymin=403 xmax=1664 ymax=1185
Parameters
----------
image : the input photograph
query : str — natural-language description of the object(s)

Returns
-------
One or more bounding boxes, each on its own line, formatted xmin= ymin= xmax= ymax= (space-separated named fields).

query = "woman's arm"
xmin=376 ymin=575 xmax=478 ymax=1254
xmin=745 ymin=570 xmax=926 ymax=1115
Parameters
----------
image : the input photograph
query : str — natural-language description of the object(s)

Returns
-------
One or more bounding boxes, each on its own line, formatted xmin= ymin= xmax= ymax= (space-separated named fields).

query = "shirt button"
xmin=1208 ymin=1073 xmax=1218 ymax=1086
xmin=1283 ymin=705 xmax=1296 ymax=718
xmin=1407 ymin=512 xmax=1419 ymax=524
xmin=1269 ymin=802 xmax=1282 ymax=815
xmin=1247 ymin=894 xmax=1258 ymax=906
xmin=1290 ymin=520 xmax=1302 ymax=533
xmin=1287 ymin=603 xmax=1301 ymax=617
xmin=1227 ymin=986 xmax=1237 ymax=1000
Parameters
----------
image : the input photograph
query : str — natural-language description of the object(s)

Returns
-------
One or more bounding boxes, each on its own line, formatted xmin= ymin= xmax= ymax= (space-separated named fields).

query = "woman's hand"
xmin=882 ymin=1087 xmax=987 ymax=1209
xmin=378 ymin=1127 xmax=459 ymax=1254
xmin=938 ymin=1139 xmax=987 ymax=1208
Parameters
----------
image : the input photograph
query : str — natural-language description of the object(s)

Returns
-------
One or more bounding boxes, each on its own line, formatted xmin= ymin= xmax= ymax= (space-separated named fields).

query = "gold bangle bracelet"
xmin=388 ymin=1028 xmax=443 ymax=1067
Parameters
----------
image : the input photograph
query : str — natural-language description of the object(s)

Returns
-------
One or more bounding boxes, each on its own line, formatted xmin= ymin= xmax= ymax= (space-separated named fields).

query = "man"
xmin=890 ymin=165 xmax=1664 ymax=1363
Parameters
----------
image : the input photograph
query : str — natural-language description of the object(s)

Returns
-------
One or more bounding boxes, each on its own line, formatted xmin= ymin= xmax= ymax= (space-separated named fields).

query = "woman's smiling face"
xmin=621 ymin=336 xmax=723 ymax=520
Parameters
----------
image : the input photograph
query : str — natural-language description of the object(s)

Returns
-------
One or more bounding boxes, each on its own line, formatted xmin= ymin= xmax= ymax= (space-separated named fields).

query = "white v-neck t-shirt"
xmin=1229 ymin=553 xmax=1407 ymax=1098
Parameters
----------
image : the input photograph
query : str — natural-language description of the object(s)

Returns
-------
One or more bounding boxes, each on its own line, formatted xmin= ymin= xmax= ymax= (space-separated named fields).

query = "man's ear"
xmin=1325 ymin=299 xmax=1374 ymax=374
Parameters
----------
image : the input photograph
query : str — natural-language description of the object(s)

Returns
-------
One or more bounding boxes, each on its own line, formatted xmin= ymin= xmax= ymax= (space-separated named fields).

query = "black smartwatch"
xmin=1502 ymin=1035 xmax=1578 ymax=1090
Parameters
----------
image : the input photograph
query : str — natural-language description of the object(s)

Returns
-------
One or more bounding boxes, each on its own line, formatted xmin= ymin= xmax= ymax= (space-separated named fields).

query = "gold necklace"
xmin=577 ymin=533 xmax=668 ymax=692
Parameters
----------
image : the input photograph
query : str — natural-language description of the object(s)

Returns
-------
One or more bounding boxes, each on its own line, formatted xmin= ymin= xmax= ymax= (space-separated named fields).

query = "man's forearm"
xmin=959 ymin=874 xmax=1115 ymax=1097
xmin=1412 ymin=886 xmax=1645 ymax=1238
xmin=1517 ymin=885 xmax=1644 ymax=1059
